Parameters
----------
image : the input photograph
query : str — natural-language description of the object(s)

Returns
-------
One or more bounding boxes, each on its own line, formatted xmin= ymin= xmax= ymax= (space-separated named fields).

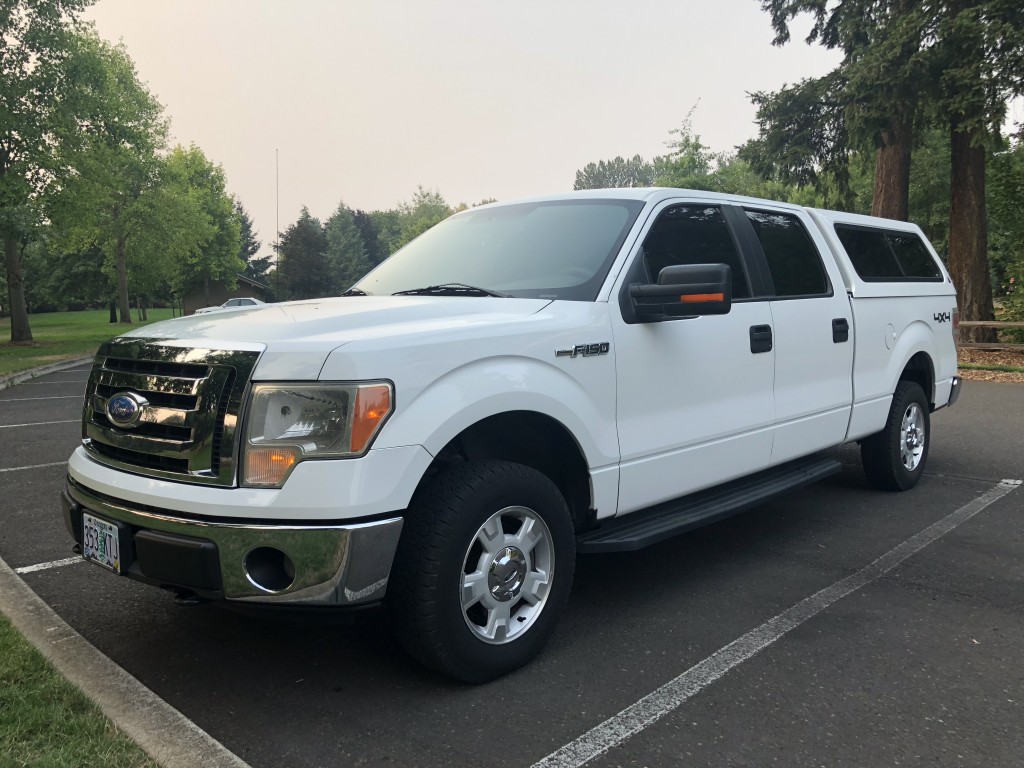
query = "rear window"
xmin=835 ymin=225 xmax=942 ymax=281
xmin=746 ymin=210 xmax=830 ymax=297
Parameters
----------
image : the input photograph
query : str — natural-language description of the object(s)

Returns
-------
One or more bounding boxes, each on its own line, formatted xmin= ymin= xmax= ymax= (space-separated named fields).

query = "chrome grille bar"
xmin=81 ymin=339 xmax=262 ymax=486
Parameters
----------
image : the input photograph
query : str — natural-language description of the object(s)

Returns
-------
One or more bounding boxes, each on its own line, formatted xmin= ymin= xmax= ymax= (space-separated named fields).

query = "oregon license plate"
xmin=82 ymin=512 xmax=122 ymax=574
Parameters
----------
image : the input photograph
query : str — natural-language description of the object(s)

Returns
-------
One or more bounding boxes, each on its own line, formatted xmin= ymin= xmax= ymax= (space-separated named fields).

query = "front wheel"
xmin=861 ymin=380 xmax=930 ymax=491
xmin=387 ymin=460 xmax=575 ymax=682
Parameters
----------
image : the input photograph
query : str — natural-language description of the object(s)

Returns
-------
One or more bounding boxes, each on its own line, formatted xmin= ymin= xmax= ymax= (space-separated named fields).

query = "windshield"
xmin=354 ymin=199 xmax=645 ymax=300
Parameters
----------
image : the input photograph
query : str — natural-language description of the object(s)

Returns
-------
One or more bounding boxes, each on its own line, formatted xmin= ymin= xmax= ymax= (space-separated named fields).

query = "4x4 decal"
xmin=934 ymin=312 xmax=951 ymax=323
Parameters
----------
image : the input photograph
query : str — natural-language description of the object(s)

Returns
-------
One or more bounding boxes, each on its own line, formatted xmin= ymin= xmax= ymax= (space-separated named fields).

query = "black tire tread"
xmin=387 ymin=460 xmax=572 ymax=682
xmin=861 ymin=380 xmax=929 ymax=492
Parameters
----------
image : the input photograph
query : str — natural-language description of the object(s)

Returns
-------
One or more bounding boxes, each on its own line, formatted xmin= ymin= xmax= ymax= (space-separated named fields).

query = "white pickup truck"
xmin=62 ymin=188 xmax=960 ymax=681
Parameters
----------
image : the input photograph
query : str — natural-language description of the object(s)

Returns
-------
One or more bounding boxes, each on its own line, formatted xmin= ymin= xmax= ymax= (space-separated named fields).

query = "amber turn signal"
xmin=680 ymin=293 xmax=724 ymax=303
xmin=245 ymin=446 xmax=299 ymax=487
xmin=351 ymin=384 xmax=392 ymax=453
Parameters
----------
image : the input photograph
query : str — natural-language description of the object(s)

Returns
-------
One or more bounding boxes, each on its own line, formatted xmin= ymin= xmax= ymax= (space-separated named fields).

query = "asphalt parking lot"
xmin=2 ymin=365 xmax=1022 ymax=768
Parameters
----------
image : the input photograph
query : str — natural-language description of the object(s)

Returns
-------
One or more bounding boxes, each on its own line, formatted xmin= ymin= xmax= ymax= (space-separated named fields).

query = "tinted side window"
xmin=836 ymin=225 xmax=942 ymax=281
xmin=888 ymin=233 xmax=942 ymax=279
xmin=835 ymin=227 xmax=901 ymax=279
xmin=225 ymin=299 xmax=240 ymax=306
xmin=745 ymin=210 xmax=829 ymax=297
xmin=642 ymin=205 xmax=750 ymax=299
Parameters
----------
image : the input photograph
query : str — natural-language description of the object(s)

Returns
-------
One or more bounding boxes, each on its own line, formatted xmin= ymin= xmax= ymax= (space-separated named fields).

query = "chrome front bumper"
xmin=63 ymin=478 xmax=403 ymax=606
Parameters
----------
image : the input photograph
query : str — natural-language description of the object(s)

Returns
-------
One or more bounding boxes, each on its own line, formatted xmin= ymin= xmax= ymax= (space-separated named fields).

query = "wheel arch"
xmin=899 ymin=351 xmax=936 ymax=408
xmin=420 ymin=410 xmax=595 ymax=532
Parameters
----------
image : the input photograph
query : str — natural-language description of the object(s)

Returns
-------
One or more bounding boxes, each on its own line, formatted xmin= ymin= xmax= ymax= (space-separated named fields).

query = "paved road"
xmin=1 ymin=367 xmax=1021 ymax=767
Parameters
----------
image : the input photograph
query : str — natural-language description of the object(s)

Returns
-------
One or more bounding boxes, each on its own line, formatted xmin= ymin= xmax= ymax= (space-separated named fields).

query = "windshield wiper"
xmin=392 ymin=283 xmax=509 ymax=298
xmin=339 ymin=287 xmax=370 ymax=296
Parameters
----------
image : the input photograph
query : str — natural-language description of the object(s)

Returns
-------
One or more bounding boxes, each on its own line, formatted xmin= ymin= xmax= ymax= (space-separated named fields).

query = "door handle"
xmin=832 ymin=318 xmax=850 ymax=343
xmin=749 ymin=324 xmax=773 ymax=354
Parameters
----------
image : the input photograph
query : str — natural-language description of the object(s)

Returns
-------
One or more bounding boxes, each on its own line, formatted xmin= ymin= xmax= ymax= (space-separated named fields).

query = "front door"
xmin=612 ymin=200 xmax=776 ymax=516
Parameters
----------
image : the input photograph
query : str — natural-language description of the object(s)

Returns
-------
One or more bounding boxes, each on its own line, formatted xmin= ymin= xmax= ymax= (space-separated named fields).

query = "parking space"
xmin=1 ymin=368 xmax=1021 ymax=767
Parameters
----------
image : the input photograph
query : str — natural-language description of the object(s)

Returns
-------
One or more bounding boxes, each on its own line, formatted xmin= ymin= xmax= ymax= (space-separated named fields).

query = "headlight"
xmin=242 ymin=382 xmax=393 ymax=487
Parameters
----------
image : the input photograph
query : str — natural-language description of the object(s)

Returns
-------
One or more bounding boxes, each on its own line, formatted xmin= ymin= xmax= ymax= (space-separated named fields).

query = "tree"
xmin=352 ymin=209 xmax=388 ymax=268
xmin=236 ymin=200 xmax=271 ymax=283
xmin=988 ymin=139 xmax=1024 ymax=335
xmin=164 ymin=145 xmax=243 ymax=305
xmin=48 ymin=34 xmax=180 ymax=322
xmin=397 ymin=186 xmax=452 ymax=248
xmin=931 ymin=1 xmax=1024 ymax=341
xmin=653 ymin=116 xmax=716 ymax=187
xmin=760 ymin=0 xmax=929 ymax=220
xmin=2 ymin=0 xmax=95 ymax=341
xmin=324 ymin=202 xmax=370 ymax=292
xmin=758 ymin=0 xmax=1024 ymax=340
xmin=277 ymin=207 xmax=328 ymax=300
xmin=743 ymin=72 xmax=857 ymax=209
xmin=573 ymin=155 xmax=656 ymax=190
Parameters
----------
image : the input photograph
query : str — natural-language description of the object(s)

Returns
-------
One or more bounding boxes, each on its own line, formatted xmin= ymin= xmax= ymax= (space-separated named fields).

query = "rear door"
xmin=735 ymin=206 xmax=854 ymax=464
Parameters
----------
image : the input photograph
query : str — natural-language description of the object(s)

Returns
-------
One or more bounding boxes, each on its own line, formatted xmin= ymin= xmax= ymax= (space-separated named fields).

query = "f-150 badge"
xmin=556 ymin=342 xmax=610 ymax=359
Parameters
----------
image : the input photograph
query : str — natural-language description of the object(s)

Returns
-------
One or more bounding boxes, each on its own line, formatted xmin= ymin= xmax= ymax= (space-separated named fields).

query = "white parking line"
xmin=0 ymin=419 xmax=79 ymax=429
xmin=1 ymin=395 xmax=83 ymax=402
xmin=25 ymin=380 xmax=88 ymax=385
xmin=15 ymin=557 xmax=84 ymax=574
xmin=533 ymin=479 xmax=1022 ymax=768
xmin=0 ymin=461 xmax=68 ymax=473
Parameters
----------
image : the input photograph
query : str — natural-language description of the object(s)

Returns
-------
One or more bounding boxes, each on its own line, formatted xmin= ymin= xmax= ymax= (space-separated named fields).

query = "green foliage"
xmin=909 ymin=127 xmax=952 ymax=252
xmin=743 ymin=72 xmax=856 ymax=208
xmin=45 ymin=32 xmax=175 ymax=321
xmin=574 ymin=155 xmax=656 ymax=190
xmin=1 ymin=0 xmax=98 ymax=340
xmin=236 ymin=200 xmax=271 ymax=283
xmin=163 ymin=144 xmax=244 ymax=300
xmin=277 ymin=207 xmax=328 ymax=300
xmin=989 ymin=139 xmax=1024 ymax=336
xmin=398 ymin=186 xmax=453 ymax=247
xmin=325 ymin=202 xmax=370 ymax=291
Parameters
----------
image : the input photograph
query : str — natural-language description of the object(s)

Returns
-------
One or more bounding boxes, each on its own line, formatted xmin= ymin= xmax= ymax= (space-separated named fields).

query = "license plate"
xmin=82 ymin=512 xmax=122 ymax=574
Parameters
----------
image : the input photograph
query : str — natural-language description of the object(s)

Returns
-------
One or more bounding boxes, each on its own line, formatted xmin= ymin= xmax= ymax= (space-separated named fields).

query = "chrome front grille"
xmin=82 ymin=339 xmax=261 ymax=486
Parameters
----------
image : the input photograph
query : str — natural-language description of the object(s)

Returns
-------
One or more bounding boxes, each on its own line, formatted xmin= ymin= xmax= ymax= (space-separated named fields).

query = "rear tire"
xmin=387 ymin=460 xmax=575 ymax=682
xmin=861 ymin=380 xmax=930 ymax=491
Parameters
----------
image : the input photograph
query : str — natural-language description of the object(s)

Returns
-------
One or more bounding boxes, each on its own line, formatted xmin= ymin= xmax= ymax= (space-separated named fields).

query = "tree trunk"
xmin=138 ymin=296 xmax=147 ymax=321
xmin=948 ymin=119 xmax=996 ymax=343
xmin=872 ymin=115 xmax=913 ymax=221
xmin=4 ymin=235 xmax=33 ymax=343
xmin=116 ymin=236 xmax=132 ymax=324
xmin=109 ymin=298 xmax=118 ymax=323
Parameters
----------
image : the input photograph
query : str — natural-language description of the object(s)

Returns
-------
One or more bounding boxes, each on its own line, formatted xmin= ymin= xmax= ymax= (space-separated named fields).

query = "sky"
xmin=83 ymin=0 xmax=843 ymax=260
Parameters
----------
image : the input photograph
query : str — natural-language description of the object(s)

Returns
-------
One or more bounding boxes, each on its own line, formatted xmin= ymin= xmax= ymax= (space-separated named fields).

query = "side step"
xmin=576 ymin=454 xmax=842 ymax=554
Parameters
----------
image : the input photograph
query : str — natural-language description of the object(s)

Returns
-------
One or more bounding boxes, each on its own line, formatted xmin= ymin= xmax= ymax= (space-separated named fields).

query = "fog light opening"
xmin=244 ymin=547 xmax=296 ymax=593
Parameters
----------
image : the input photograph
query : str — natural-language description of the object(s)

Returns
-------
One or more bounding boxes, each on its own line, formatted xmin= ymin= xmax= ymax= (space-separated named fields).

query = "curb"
xmin=0 ymin=554 xmax=251 ymax=768
xmin=0 ymin=357 xmax=94 ymax=391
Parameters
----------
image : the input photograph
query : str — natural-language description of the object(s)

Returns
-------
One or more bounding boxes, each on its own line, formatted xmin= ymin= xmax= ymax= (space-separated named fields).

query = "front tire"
xmin=861 ymin=380 xmax=930 ymax=491
xmin=387 ymin=460 xmax=575 ymax=682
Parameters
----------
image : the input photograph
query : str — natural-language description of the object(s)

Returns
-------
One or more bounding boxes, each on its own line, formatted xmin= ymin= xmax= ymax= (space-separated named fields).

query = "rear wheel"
xmin=861 ymin=380 xmax=930 ymax=491
xmin=387 ymin=460 xmax=575 ymax=682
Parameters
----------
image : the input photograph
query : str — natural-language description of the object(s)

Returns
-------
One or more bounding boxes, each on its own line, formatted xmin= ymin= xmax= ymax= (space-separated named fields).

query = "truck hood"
xmin=121 ymin=296 xmax=552 ymax=379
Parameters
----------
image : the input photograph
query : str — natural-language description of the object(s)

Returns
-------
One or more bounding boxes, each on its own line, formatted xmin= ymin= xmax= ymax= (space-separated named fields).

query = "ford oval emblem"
xmin=105 ymin=392 xmax=148 ymax=429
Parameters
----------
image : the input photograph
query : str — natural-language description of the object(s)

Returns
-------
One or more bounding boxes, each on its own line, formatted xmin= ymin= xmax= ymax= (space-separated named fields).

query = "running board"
xmin=577 ymin=455 xmax=842 ymax=554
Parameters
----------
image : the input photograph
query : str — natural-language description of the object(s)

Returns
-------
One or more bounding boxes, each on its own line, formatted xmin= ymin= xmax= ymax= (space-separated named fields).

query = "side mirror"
xmin=628 ymin=263 xmax=732 ymax=320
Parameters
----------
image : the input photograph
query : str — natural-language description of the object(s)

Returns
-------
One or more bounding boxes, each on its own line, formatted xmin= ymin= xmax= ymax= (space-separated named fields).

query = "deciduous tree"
xmin=1 ymin=0 xmax=95 ymax=341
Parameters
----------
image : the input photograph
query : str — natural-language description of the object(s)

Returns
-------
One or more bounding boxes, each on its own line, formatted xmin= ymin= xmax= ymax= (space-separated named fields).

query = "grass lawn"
xmin=0 ymin=614 xmax=158 ymax=768
xmin=0 ymin=309 xmax=176 ymax=377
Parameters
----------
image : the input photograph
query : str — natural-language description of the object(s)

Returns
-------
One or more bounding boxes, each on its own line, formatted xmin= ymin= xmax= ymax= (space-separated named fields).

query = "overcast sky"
xmin=84 ymin=0 xmax=843 ymax=259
